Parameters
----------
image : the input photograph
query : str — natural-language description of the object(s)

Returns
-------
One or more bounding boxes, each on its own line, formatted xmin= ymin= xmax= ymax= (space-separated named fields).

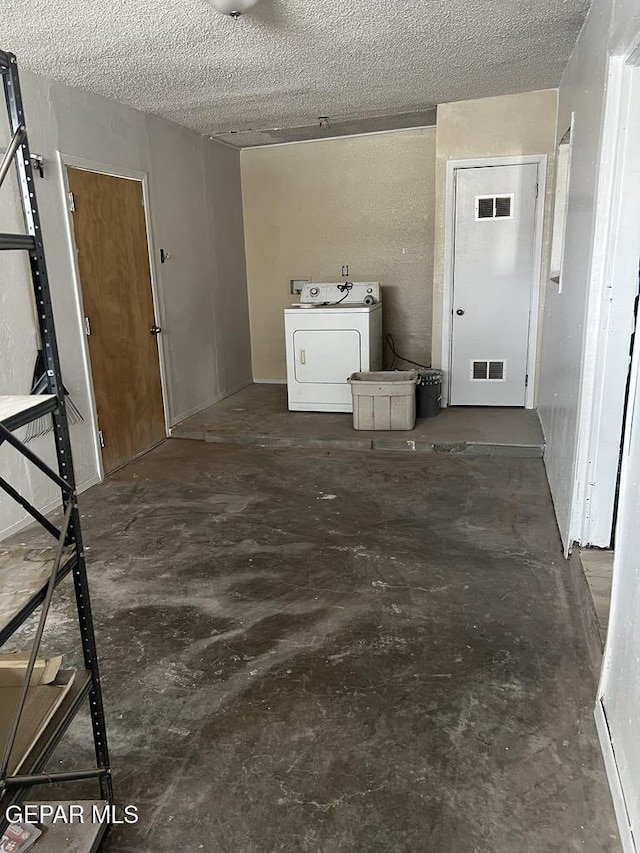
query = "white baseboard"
xmin=254 ymin=379 xmax=286 ymax=385
xmin=77 ymin=472 xmax=102 ymax=495
xmin=594 ymin=698 xmax=636 ymax=852
xmin=0 ymin=472 xmax=102 ymax=542
xmin=0 ymin=498 xmax=60 ymax=542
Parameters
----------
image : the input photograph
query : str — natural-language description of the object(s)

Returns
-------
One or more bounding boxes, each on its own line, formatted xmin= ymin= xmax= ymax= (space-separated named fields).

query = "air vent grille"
xmin=473 ymin=361 xmax=488 ymax=379
xmin=477 ymin=198 xmax=494 ymax=220
xmin=471 ymin=360 xmax=506 ymax=381
xmin=495 ymin=196 xmax=512 ymax=218
xmin=488 ymin=360 xmax=504 ymax=380
xmin=475 ymin=194 xmax=514 ymax=220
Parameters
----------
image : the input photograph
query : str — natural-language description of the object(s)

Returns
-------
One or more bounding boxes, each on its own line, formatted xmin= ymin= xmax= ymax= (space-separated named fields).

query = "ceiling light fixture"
xmin=209 ymin=0 xmax=259 ymax=18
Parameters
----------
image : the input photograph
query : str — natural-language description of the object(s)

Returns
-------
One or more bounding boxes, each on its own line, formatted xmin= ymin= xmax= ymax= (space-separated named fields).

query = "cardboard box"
xmin=0 ymin=654 xmax=75 ymax=775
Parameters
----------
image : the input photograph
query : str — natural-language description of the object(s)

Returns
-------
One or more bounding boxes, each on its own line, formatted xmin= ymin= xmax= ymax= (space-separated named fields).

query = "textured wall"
xmin=241 ymin=128 xmax=436 ymax=381
xmin=431 ymin=89 xmax=558 ymax=402
xmin=0 ymin=70 xmax=251 ymax=539
xmin=146 ymin=116 xmax=252 ymax=421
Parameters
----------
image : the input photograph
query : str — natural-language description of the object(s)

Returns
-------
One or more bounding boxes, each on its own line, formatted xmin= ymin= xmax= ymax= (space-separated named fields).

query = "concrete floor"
xmin=22 ymin=440 xmax=617 ymax=852
xmin=173 ymin=384 xmax=545 ymax=456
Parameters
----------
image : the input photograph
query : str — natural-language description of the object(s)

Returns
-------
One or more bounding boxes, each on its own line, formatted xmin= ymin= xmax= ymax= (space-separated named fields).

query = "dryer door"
xmin=293 ymin=329 xmax=361 ymax=383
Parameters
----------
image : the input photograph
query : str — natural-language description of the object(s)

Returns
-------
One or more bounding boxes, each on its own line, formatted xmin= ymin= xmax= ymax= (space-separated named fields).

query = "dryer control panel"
xmin=300 ymin=282 xmax=381 ymax=305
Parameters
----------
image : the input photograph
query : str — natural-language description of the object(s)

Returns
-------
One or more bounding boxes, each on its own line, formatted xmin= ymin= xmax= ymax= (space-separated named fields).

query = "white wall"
xmin=146 ymin=115 xmax=252 ymax=420
xmin=537 ymin=0 xmax=640 ymax=551
xmin=0 ymin=70 xmax=251 ymax=539
xmin=598 ymin=153 xmax=640 ymax=839
xmin=595 ymin=50 xmax=640 ymax=853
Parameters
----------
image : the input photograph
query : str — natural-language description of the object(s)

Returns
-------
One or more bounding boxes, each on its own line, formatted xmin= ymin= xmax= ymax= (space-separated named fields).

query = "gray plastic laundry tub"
xmin=348 ymin=371 xmax=418 ymax=431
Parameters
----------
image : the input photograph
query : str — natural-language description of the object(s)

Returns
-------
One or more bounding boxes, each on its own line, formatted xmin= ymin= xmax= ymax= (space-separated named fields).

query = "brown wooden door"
xmin=68 ymin=168 xmax=165 ymax=473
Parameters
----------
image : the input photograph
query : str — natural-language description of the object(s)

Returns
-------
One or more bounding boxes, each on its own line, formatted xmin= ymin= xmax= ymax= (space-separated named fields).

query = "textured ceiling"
xmin=1 ymin=0 xmax=589 ymax=147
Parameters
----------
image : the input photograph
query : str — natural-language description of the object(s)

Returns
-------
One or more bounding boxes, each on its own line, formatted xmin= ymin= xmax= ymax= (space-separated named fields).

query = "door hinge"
xmin=84 ymin=316 xmax=91 ymax=336
xmin=525 ymin=374 xmax=529 ymax=387
xmin=535 ymin=183 xmax=539 ymax=199
xmin=98 ymin=430 xmax=105 ymax=448
xmin=67 ymin=191 xmax=75 ymax=212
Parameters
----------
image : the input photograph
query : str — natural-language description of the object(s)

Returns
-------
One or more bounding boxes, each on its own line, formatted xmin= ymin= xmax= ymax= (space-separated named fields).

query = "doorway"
xmin=67 ymin=167 xmax=165 ymax=474
xmin=449 ymin=163 xmax=539 ymax=406
xmin=572 ymin=47 xmax=640 ymax=551
xmin=441 ymin=155 xmax=546 ymax=408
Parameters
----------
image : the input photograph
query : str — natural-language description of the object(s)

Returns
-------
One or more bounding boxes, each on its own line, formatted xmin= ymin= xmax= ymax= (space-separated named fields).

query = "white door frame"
xmin=570 ymin=42 xmax=640 ymax=549
xmin=441 ymin=155 xmax=548 ymax=408
xmin=57 ymin=152 xmax=171 ymax=481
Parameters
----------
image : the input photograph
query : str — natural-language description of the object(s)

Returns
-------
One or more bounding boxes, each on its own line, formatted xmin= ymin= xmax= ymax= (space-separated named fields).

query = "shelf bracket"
xmin=0 ymin=122 xmax=25 ymax=189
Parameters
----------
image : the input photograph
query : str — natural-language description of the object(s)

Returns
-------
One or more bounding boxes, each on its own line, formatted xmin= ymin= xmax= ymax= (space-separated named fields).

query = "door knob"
xmin=150 ymin=325 xmax=162 ymax=335
xmin=456 ymin=308 xmax=465 ymax=316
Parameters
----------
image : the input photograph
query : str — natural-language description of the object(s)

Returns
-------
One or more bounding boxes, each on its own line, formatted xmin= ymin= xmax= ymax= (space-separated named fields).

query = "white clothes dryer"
xmin=284 ymin=282 xmax=383 ymax=412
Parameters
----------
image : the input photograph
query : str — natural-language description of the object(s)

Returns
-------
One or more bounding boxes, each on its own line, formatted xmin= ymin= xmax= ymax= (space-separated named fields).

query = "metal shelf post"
xmin=0 ymin=51 xmax=113 ymax=833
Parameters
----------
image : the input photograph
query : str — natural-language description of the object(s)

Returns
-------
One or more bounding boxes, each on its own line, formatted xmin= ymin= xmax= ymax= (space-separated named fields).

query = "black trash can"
xmin=416 ymin=369 xmax=442 ymax=418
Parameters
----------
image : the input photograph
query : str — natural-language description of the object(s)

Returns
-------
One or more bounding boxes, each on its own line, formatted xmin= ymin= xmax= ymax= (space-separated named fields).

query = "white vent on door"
xmin=471 ymin=360 xmax=506 ymax=381
xmin=475 ymin=194 xmax=514 ymax=220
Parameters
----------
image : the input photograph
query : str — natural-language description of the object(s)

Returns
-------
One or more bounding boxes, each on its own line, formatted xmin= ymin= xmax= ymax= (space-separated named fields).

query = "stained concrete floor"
xmin=21 ymin=440 xmax=618 ymax=852
xmin=173 ymin=384 xmax=545 ymax=456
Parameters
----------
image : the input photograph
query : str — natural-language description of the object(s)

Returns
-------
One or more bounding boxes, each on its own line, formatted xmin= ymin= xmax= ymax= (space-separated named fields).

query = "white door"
xmin=450 ymin=163 xmax=538 ymax=406
xmin=598 ymin=291 xmax=640 ymax=847
xmin=293 ymin=329 xmax=361 ymax=383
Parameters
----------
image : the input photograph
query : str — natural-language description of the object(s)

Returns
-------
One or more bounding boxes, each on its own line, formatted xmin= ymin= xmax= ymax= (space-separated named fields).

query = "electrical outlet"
xmin=342 ymin=265 xmax=349 ymax=277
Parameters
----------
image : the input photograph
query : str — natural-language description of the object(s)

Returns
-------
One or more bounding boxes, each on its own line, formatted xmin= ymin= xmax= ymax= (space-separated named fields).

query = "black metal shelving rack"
xmin=0 ymin=50 xmax=112 ymax=845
